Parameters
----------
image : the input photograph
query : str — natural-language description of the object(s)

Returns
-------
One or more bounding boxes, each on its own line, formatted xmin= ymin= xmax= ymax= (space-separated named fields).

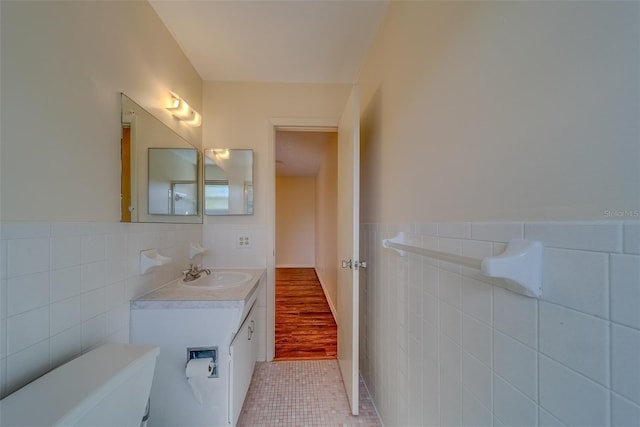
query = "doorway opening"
xmin=274 ymin=129 xmax=339 ymax=360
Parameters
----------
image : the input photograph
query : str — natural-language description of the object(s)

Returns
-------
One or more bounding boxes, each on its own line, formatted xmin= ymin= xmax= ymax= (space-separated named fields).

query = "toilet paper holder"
xmin=187 ymin=346 xmax=218 ymax=378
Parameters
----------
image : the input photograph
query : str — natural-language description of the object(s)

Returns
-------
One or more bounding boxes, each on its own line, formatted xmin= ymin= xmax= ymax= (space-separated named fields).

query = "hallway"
xmin=274 ymin=268 xmax=337 ymax=360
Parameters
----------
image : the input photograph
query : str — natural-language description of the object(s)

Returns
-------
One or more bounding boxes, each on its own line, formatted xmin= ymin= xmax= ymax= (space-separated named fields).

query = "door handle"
xmin=341 ymin=259 xmax=367 ymax=269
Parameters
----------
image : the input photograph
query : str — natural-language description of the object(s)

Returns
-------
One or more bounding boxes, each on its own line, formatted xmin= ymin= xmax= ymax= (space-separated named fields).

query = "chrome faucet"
xmin=184 ymin=264 xmax=211 ymax=282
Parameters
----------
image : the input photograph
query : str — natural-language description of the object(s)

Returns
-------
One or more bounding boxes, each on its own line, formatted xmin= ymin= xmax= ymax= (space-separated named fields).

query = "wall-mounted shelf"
xmin=139 ymin=249 xmax=172 ymax=275
xmin=382 ymin=232 xmax=543 ymax=298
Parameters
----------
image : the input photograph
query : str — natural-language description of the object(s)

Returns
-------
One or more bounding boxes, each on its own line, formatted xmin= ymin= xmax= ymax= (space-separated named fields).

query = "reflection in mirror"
xmin=204 ymin=149 xmax=254 ymax=215
xmin=121 ymin=93 xmax=202 ymax=223
xmin=148 ymin=148 xmax=198 ymax=215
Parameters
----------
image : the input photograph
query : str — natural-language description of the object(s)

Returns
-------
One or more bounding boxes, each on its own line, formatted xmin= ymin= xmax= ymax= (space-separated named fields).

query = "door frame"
xmin=266 ymin=118 xmax=339 ymax=361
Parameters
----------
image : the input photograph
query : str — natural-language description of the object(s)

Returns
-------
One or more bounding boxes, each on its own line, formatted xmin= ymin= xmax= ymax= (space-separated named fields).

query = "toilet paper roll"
xmin=185 ymin=358 xmax=215 ymax=404
xmin=185 ymin=358 xmax=213 ymax=378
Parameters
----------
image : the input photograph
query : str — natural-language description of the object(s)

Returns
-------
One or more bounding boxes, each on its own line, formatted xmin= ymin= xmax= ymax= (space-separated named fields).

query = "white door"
xmin=337 ymin=86 xmax=360 ymax=415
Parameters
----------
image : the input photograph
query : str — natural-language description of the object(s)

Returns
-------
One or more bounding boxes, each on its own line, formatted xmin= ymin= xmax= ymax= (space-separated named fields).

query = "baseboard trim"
xmin=314 ymin=267 xmax=338 ymax=323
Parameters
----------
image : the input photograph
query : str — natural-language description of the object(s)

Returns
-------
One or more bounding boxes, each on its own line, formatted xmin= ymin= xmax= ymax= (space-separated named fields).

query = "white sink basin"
xmin=181 ymin=271 xmax=253 ymax=288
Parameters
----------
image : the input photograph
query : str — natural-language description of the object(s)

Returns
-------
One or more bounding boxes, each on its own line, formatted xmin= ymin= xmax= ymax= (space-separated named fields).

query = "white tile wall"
xmin=360 ymin=221 xmax=640 ymax=427
xmin=0 ymin=221 xmax=202 ymax=398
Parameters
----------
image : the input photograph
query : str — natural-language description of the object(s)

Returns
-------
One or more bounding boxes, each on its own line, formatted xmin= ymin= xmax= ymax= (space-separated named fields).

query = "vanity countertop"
xmin=130 ymin=268 xmax=265 ymax=310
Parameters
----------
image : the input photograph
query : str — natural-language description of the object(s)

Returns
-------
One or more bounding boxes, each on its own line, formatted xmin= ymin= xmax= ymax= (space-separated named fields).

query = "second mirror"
xmin=204 ymin=149 xmax=254 ymax=215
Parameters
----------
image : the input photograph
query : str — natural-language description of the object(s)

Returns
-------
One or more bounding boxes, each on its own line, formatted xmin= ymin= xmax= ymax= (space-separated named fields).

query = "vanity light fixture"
xmin=213 ymin=149 xmax=230 ymax=159
xmin=167 ymin=94 xmax=201 ymax=127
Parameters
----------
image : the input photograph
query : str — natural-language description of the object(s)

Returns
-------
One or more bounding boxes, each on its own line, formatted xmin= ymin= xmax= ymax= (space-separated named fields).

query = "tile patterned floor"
xmin=237 ymin=360 xmax=382 ymax=427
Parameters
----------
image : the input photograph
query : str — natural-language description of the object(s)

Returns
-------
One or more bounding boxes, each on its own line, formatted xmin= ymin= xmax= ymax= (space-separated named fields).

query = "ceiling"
xmin=275 ymin=131 xmax=335 ymax=176
xmin=148 ymin=0 xmax=388 ymax=83
xmin=149 ymin=0 xmax=386 ymax=176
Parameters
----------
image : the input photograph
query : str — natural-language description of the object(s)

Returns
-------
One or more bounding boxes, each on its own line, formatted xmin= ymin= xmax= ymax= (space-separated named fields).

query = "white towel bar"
xmin=382 ymin=232 xmax=543 ymax=298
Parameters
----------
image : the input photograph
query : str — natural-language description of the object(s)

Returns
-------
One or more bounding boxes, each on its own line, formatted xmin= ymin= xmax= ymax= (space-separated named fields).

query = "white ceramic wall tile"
xmin=611 ymin=394 xmax=640 ymax=427
xmin=422 ymin=321 xmax=438 ymax=363
xmin=462 ymin=239 xmax=493 ymax=260
xmin=462 ymin=315 xmax=491 ymax=367
xmin=439 ymin=376 xmax=462 ymax=427
xmin=105 ymin=281 xmax=126 ymax=311
xmin=493 ymin=374 xmax=537 ymax=427
xmin=470 ymin=223 xmax=524 ymax=243
xmin=417 ymin=223 xmax=438 ymax=236
xmin=423 ymin=291 xmax=438 ymax=328
xmin=461 ymin=276 xmax=492 ymax=325
xmin=6 ymin=306 xmax=49 ymax=355
xmin=538 ymin=409 xmax=567 ymax=427
xmin=50 ymin=296 xmax=81 ymax=335
xmin=50 ymin=266 xmax=81 ymax=303
xmin=49 ymin=325 xmax=82 ymax=368
xmin=421 ymin=234 xmax=439 ymax=252
xmin=611 ymin=324 xmax=640 ymax=405
xmin=50 ymin=236 xmax=81 ymax=270
xmin=408 ymin=335 xmax=422 ymax=426
xmin=0 ymin=296 xmax=6 ymax=358
xmin=539 ymin=356 xmax=609 ymax=427
xmin=462 ymin=388 xmax=492 ymax=427
xmin=493 ymin=330 xmax=537 ymax=401
xmin=81 ymin=234 xmax=106 ymax=264
xmin=421 ymin=357 xmax=439 ymax=426
xmin=81 ymin=288 xmax=106 ymax=321
xmin=525 ymin=222 xmax=622 ymax=252
xmin=493 ymin=286 xmax=537 ymax=348
xmin=440 ymin=301 xmax=461 ymax=344
xmin=438 ymin=237 xmax=463 ymax=257
xmin=7 ymin=272 xmax=49 ymax=316
xmin=439 ymin=269 xmax=462 ymax=309
xmin=0 ymin=222 xmax=50 ymax=240
xmin=539 ymin=302 xmax=610 ymax=386
xmin=462 ymin=351 xmax=492 ymax=410
xmin=623 ymin=223 xmax=640 ymax=254
xmin=5 ymin=340 xmax=49 ymax=396
xmin=80 ymin=261 xmax=106 ymax=292
xmin=0 ymin=240 xmax=7 ymax=280
xmin=362 ymin=220 xmax=640 ymax=427
xmin=106 ymin=304 xmax=129 ymax=336
xmin=422 ymin=261 xmax=439 ymax=296
xmin=7 ymin=238 xmax=50 ymax=277
xmin=438 ymin=223 xmax=471 ymax=239
xmin=440 ymin=334 xmax=461 ymax=385
xmin=1 ymin=220 xmax=201 ymax=398
xmin=611 ymin=254 xmax=640 ymax=329
xmin=543 ymin=248 xmax=609 ymax=318
xmin=81 ymin=313 xmax=107 ymax=351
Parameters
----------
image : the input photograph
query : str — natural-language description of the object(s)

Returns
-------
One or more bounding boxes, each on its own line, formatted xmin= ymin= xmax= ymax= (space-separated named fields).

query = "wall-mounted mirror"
xmin=121 ymin=93 xmax=202 ymax=223
xmin=204 ymin=149 xmax=254 ymax=215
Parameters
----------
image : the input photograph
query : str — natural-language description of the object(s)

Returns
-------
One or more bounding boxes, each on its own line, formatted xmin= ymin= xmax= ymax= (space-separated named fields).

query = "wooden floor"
xmin=274 ymin=268 xmax=337 ymax=360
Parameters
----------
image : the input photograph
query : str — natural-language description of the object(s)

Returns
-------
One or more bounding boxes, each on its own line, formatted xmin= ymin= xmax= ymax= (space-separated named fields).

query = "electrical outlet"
xmin=237 ymin=234 xmax=251 ymax=249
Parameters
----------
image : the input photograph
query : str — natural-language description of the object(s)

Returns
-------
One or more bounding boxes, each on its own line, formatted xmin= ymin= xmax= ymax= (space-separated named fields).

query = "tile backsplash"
xmin=360 ymin=221 xmax=640 ymax=427
xmin=0 ymin=221 xmax=202 ymax=398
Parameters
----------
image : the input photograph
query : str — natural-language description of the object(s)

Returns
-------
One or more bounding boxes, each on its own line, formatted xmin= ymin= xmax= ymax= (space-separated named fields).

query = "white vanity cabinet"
xmin=229 ymin=300 xmax=258 ymax=425
xmin=130 ymin=269 xmax=265 ymax=427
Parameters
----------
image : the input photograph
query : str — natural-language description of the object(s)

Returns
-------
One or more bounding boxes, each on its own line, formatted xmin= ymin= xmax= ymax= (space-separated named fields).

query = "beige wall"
xmin=0 ymin=0 xmax=202 ymax=221
xmin=275 ymin=176 xmax=316 ymax=267
xmin=202 ymin=81 xmax=351 ymax=228
xmin=315 ymin=134 xmax=338 ymax=315
xmin=359 ymin=0 xmax=639 ymax=223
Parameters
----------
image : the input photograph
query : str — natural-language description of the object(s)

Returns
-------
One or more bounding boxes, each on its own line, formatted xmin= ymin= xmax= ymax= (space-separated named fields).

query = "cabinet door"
xmin=229 ymin=301 xmax=258 ymax=425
